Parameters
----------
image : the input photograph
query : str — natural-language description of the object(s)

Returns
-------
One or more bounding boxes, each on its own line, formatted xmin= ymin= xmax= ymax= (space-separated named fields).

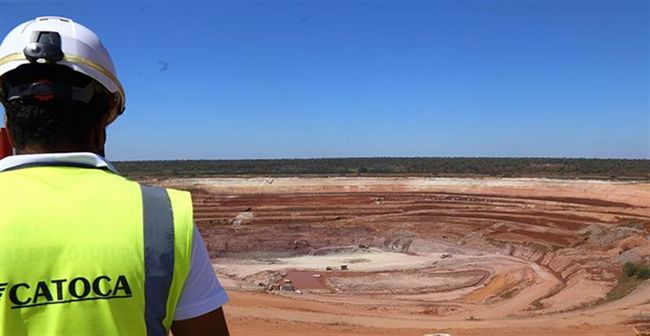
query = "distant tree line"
xmin=112 ymin=157 xmax=650 ymax=179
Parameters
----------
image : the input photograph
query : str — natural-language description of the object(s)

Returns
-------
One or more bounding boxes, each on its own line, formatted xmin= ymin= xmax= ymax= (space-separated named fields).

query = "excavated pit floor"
xmin=154 ymin=177 xmax=650 ymax=336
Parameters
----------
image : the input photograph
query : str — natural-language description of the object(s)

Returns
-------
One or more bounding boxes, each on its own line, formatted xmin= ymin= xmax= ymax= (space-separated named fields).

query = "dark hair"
xmin=1 ymin=65 xmax=110 ymax=151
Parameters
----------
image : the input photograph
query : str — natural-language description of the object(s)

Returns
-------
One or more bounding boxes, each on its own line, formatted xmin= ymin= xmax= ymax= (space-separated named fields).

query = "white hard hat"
xmin=0 ymin=16 xmax=125 ymax=124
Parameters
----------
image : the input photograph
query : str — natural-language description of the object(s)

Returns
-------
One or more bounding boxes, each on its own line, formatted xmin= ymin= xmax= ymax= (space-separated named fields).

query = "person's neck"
xmin=17 ymin=145 xmax=102 ymax=156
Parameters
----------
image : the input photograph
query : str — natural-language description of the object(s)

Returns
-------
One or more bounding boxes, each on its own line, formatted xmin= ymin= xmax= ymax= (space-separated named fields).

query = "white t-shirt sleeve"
xmin=174 ymin=225 xmax=229 ymax=321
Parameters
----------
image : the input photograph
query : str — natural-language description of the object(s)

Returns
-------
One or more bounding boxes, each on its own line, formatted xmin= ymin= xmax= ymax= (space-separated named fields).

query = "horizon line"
xmin=112 ymin=155 xmax=650 ymax=162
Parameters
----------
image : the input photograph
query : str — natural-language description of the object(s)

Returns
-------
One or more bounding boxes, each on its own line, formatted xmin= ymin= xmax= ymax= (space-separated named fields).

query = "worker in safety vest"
xmin=0 ymin=17 xmax=230 ymax=335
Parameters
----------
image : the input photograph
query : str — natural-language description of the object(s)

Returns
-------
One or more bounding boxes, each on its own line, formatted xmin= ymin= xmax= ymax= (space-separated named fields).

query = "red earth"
xmin=154 ymin=177 xmax=650 ymax=336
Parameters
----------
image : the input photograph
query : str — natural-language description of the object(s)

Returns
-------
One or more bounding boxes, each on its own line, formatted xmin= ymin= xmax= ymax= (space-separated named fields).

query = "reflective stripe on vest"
xmin=141 ymin=185 xmax=174 ymax=336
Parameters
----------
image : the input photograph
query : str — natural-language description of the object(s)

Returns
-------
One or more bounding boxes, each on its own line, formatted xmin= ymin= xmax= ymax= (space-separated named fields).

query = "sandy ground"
xmin=157 ymin=177 xmax=650 ymax=335
xmin=223 ymin=288 xmax=650 ymax=335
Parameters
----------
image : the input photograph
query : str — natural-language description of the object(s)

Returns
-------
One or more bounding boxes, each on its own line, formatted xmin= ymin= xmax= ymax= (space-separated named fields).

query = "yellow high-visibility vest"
xmin=0 ymin=165 xmax=194 ymax=335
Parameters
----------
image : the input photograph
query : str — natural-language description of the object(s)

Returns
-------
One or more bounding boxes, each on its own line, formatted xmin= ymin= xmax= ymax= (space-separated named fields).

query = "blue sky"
xmin=1 ymin=1 xmax=648 ymax=160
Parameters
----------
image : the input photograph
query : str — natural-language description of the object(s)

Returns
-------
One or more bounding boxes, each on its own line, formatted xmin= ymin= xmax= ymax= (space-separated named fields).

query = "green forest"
xmin=113 ymin=157 xmax=650 ymax=180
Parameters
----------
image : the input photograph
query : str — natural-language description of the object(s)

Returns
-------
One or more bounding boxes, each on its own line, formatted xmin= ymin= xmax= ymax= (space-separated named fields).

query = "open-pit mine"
xmin=156 ymin=177 xmax=650 ymax=336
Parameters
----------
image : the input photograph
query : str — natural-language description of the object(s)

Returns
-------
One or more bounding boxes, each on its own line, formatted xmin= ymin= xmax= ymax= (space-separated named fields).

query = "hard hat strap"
xmin=6 ymin=80 xmax=97 ymax=105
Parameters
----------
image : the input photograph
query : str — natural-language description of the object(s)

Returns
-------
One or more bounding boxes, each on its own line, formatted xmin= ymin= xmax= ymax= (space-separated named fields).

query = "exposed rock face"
xmin=163 ymin=177 xmax=650 ymax=319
